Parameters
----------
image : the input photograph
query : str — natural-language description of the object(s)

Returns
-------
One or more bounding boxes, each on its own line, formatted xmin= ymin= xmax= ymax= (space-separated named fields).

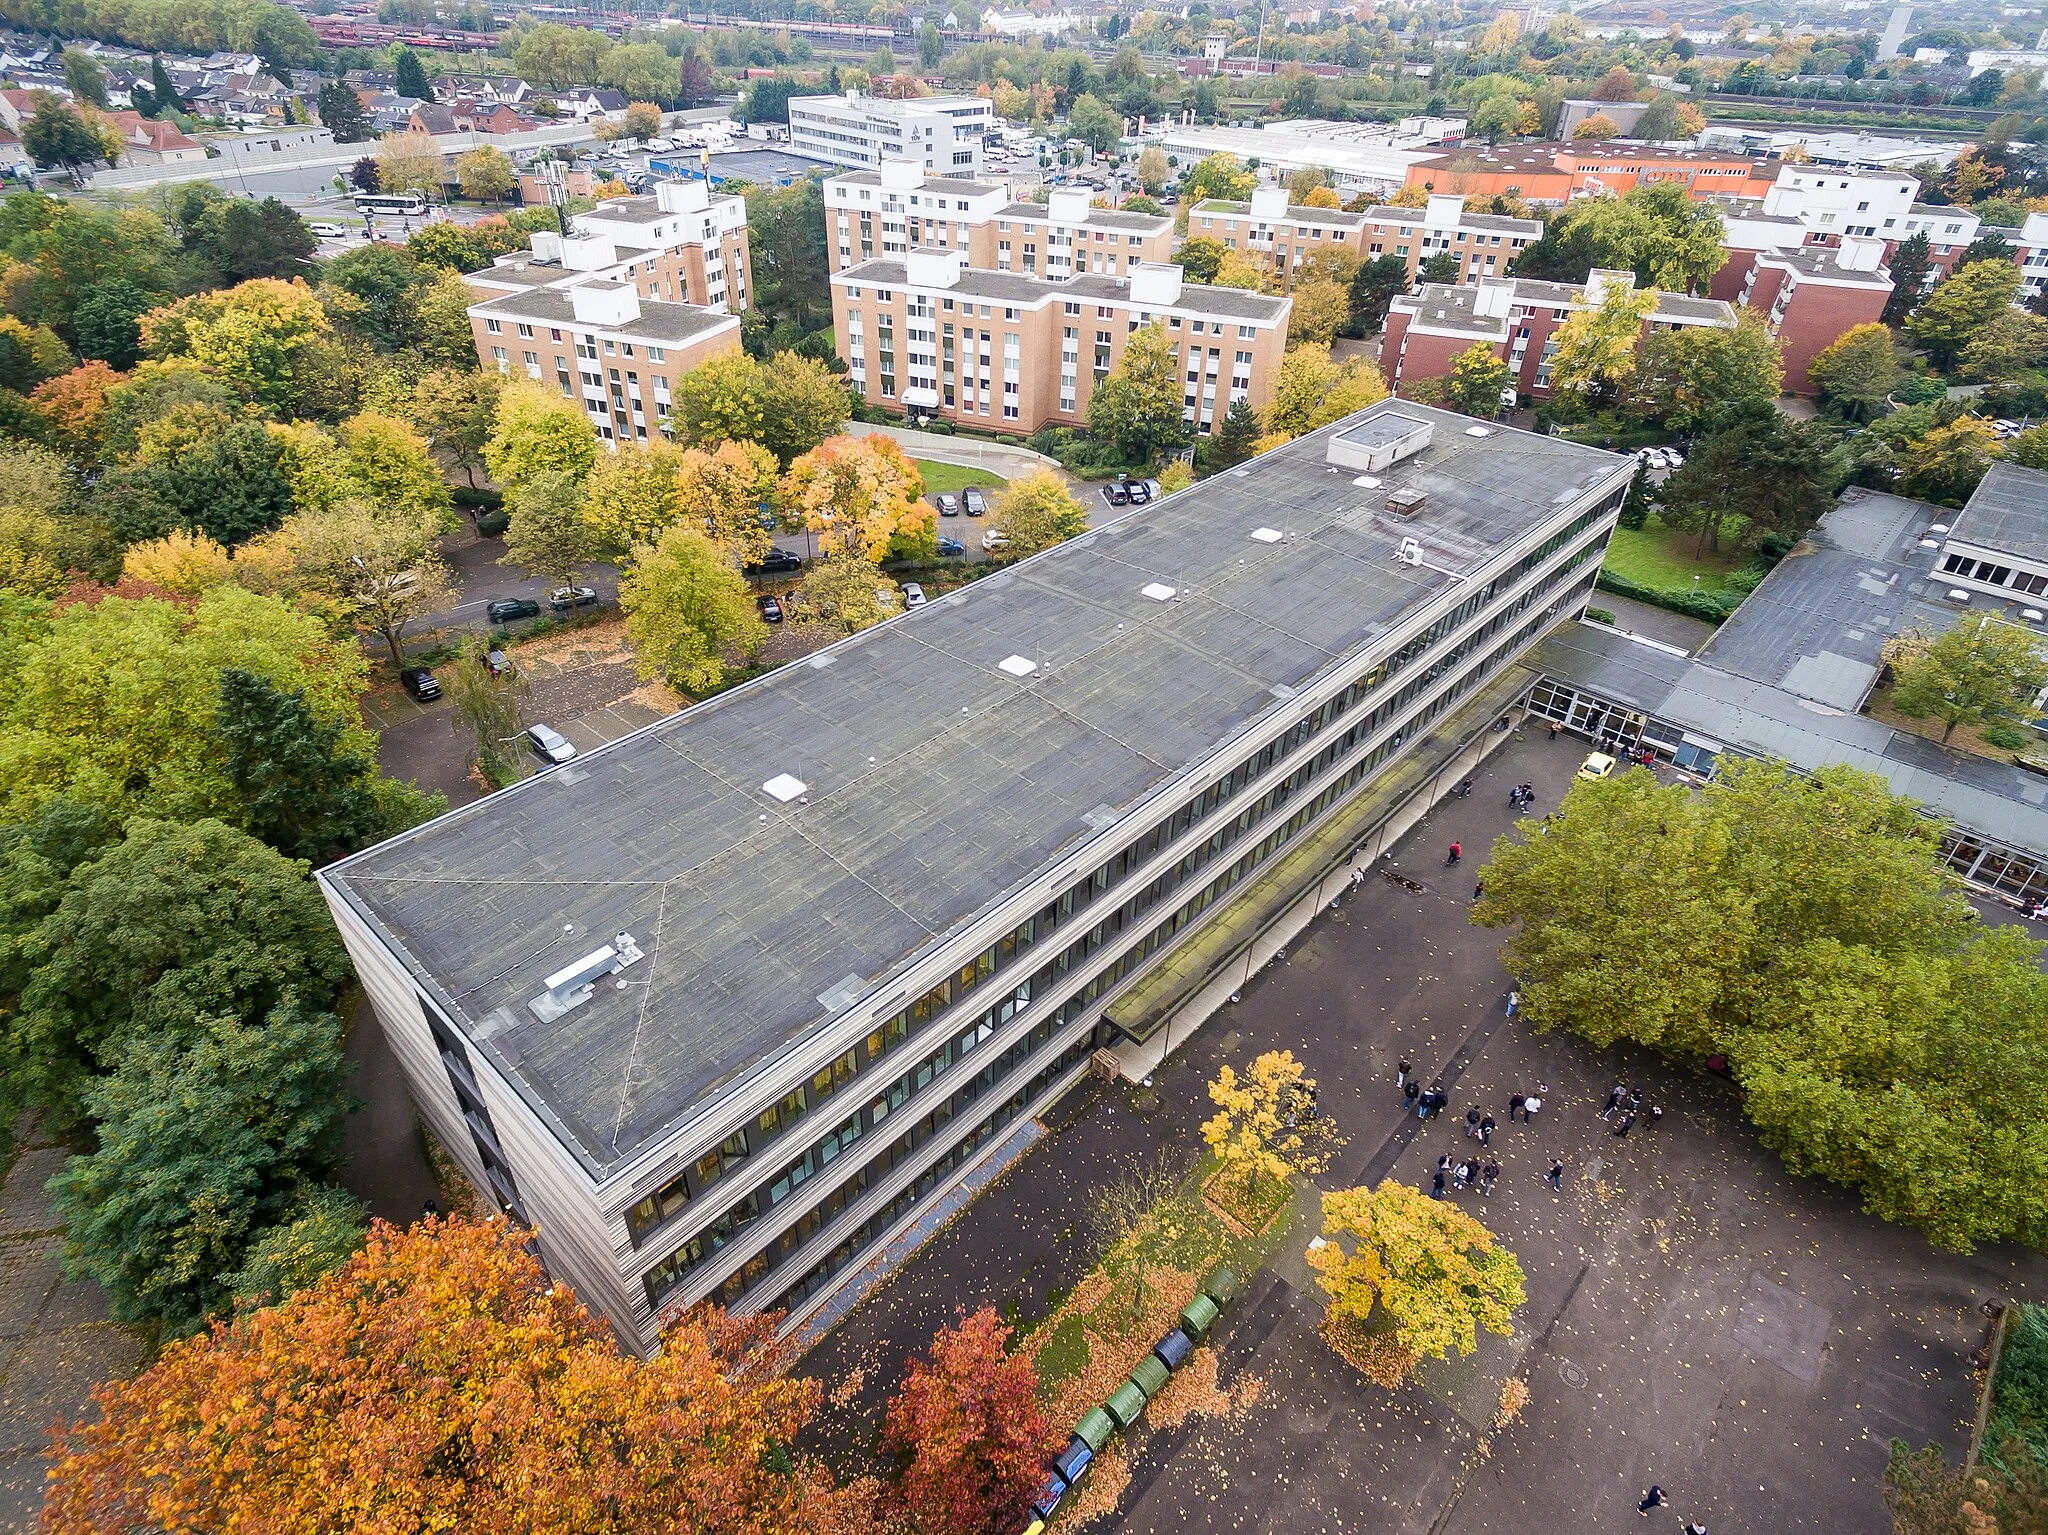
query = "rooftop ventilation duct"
xmin=1327 ymin=413 xmax=1433 ymax=473
xmin=1385 ymin=487 xmax=1430 ymax=518
xmin=529 ymin=933 xmax=645 ymax=1021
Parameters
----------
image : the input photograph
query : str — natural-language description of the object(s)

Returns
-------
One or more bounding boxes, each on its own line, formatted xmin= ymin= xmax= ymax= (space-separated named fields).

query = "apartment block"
xmin=824 ymin=166 xmax=1173 ymax=277
xmin=1737 ymin=237 xmax=1893 ymax=394
xmin=467 ymin=179 xmax=752 ymax=314
xmin=788 ymin=90 xmax=994 ymax=175
xmin=318 ymin=403 xmax=1634 ymax=1354
xmin=1897 ymin=203 xmax=1983 ymax=283
xmin=830 ymin=251 xmax=1289 ymax=435
xmin=1760 ymin=162 xmax=1918 ymax=240
xmin=468 ymin=280 xmax=741 ymax=444
xmin=1384 ymin=270 xmax=1737 ymax=400
xmin=1357 ymin=193 xmax=1540 ymax=283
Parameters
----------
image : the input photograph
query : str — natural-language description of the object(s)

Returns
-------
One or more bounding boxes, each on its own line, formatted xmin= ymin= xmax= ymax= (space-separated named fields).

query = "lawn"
xmin=1602 ymin=512 xmax=1747 ymax=593
xmin=912 ymin=458 xmax=1007 ymax=497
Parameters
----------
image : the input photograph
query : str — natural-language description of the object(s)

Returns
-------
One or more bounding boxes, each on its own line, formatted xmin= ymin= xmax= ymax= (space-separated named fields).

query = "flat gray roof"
xmin=467 ymin=287 xmax=740 ymax=345
xmin=999 ymin=203 xmax=1174 ymax=233
xmin=834 ymin=168 xmax=1002 ymax=196
xmin=323 ymin=404 xmax=1628 ymax=1178
xmin=1949 ymin=462 xmax=2048 ymax=565
xmin=836 ymin=258 xmax=1292 ymax=322
xmin=578 ymin=191 xmax=741 ymax=226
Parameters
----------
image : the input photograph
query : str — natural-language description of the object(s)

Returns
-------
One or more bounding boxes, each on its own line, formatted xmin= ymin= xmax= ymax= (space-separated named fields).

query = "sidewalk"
xmin=845 ymin=421 xmax=1062 ymax=479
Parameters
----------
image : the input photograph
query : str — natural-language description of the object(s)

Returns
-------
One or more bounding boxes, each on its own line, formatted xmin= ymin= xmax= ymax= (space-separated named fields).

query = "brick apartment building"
xmin=831 ymin=250 xmax=1290 ymax=436
xmin=1738 ymin=237 xmax=1894 ymax=393
xmin=1357 ymin=194 xmax=1542 ymax=283
xmin=1403 ymin=141 xmax=1775 ymax=204
xmin=467 ymin=179 xmax=753 ymax=314
xmin=1383 ymin=269 xmax=1736 ymax=400
xmin=824 ymin=165 xmax=1174 ymax=278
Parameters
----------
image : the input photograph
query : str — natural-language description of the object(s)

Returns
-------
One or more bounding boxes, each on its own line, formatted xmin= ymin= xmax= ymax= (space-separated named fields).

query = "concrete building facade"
xmin=1383 ymin=270 xmax=1737 ymax=400
xmin=788 ymin=90 xmax=994 ymax=175
xmin=1736 ymin=237 xmax=1893 ymax=394
xmin=830 ymin=251 xmax=1290 ymax=436
xmin=467 ymin=179 xmax=753 ymax=314
xmin=317 ymin=404 xmax=1635 ymax=1355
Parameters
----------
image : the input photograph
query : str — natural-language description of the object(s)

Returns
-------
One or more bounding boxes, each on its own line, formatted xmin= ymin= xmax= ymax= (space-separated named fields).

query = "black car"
xmin=747 ymin=548 xmax=804 ymax=576
xmin=398 ymin=666 xmax=441 ymax=701
xmin=1100 ymin=482 xmax=1131 ymax=507
xmin=487 ymin=597 xmax=542 ymax=624
xmin=963 ymin=487 xmax=988 ymax=516
xmin=1122 ymin=477 xmax=1150 ymax=504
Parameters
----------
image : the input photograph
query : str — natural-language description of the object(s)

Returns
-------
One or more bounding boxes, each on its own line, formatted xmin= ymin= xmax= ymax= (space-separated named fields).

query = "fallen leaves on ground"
xmin=1320 ymin=1310 xmax=1419 ymax=1390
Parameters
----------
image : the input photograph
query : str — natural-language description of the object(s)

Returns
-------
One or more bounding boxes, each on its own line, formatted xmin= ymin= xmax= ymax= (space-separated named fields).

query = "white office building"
xmin=787 ymin=90 xmax=994 ymax=175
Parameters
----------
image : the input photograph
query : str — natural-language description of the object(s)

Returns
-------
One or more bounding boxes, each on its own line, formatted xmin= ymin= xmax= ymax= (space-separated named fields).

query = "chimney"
xmin=569 ymin=280 xmax=640 ymax=327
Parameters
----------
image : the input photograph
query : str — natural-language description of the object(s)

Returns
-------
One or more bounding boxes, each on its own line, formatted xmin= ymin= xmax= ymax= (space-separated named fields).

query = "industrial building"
xmin=786 ymin=90 xmax=995 ymax=175
xmin=318 ymin=403 xmax=1634 ymax=1354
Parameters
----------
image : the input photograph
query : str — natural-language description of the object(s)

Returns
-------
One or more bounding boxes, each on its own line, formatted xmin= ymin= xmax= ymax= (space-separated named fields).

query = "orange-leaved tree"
xmin=779 ymin=433 xmax=931 ymax=562
xmin=882 ymin=1306 xmax=1059 ymax=1535
xmin=43 ymin=1215 xmax=871 ymax=1535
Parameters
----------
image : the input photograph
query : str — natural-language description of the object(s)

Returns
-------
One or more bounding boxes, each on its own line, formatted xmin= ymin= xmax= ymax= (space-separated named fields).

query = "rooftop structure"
xmin=321 ymin=403 xmax=1634 ymax=1351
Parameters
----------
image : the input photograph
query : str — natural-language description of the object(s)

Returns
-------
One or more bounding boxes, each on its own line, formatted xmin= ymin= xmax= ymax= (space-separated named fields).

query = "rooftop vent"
xmin=1464 ymin=424 xmax=1492 ymax=437
xmin=762 ymin=772 xmax=808 ymax=802
xmin=1385 ymin=487 xmax=1430 ymax=519
xmin=1141 ymin=582 xmax=1177 ymax=601
xmin=2028 ymin=608 xmax=2047 ymax=623
xmin=1353 ymin=474 xmax=1382 ymax=489
xmin=1250 ymin=527 xmax=1284 ymax=543
xmin=997 ymin=654 xmax=1038 ymax=677
xmin=1919 ymin=538 xmax=1939 ymax=548
xmin=1948 ymin=589 xmax=1971 ymax=603
xmin=1328 ymin=413 xmax=1434 ymax=474
xmin=528 ymin=933 xmax=645 ymax=1022
xmin=1930 ymin=523 xmax=1951 ymax=534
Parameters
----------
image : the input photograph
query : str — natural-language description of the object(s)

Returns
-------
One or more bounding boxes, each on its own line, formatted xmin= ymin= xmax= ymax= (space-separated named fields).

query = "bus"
xmin=354 ymin=191 xmax=430 ymax=218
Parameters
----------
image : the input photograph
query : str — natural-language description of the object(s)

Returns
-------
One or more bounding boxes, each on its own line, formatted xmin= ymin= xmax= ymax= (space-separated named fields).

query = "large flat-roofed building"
xmin=318 ymin=404 xmax=1634 ymax=1354
xmin=823 ymin=167 xmax=1174 ymax=277
xmin=1528 ymin=475 xmax=2048 ymax=905
xmin=831 ymin=250 xmax=1290 ymax=435
xmin=787 ymin=90 xmax=994 ymax=175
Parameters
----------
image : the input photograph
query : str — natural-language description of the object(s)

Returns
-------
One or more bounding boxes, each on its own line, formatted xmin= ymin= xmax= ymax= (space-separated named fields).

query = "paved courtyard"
xmin=798 ymin=724 xmax=2048 ymax=1533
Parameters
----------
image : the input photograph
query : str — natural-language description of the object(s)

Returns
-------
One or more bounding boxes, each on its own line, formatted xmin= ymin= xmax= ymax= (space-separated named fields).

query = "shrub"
xmin=1583 ymin=607 xmax=1616 ymax=625
xmin=1595 ymin=567 xmax=1740 ymax=623
xmin=473 ymin=509 xmax=509 ymax=537
xmin=1986 ymin=722 xmax=2031 ymax=750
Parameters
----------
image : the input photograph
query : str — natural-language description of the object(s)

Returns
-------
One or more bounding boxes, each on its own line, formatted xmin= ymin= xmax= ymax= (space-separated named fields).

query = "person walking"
xmin=1446 ymin=841 xmax=1462 ymax=865
xmin=1455 ymin=1159 xmax=1475 ymax=1191
xmin=1429 ymin=1079 xmax=1447 ymax=1118
xmin=1465 ymin=1106 xmax=1482 ymax=1139
xmin=1680 ymin=1523 xmax=1708 ymax=1535
xmin=1431 ymin=1166 xmax=1446 ymax=1199
xmin=1601 ymin=1085 xmax=1627 ymax=1120
xmin=1545 ymin=1157 xmax=1565 ymax=1190
xmin=1404 ymin=1081 xmax=1421 ymax=1114
xmin=1506 ymin=989 xmax=1520 ymax=1017
xmin=1508 ymin=1091 xmax=1526 ymax=1122
xmin=1648 ymin=1104 xmax=1666 ymax=1128
xmin=1396 ymin=1059 xmax=1412 ymax=1091
xmin=1614 ymin=1109 xmax=1638 ymax=1137
xmin=1523 ymin=1088 xmax=1543 ymax=1125
xmin=1473 ymin=880 xmax=1485 ymax=901
xmin=1480 ymin=1161 xmax=1499 ymax=1197
xmin=1478 ymin=1113 xmax=1496 ymax=1145
xmin=1627 ymin=1088 xmax=1645 ymax=1116
xmin=1638 ymin=1487 xmax=1666 ymax=1516
xmin=1547 ymin=717 xmax=1562 ymax=741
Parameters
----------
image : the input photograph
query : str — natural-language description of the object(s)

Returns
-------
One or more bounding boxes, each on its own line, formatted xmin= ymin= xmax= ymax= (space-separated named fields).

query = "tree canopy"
xmin=1511 ymin=184 xmax=1725 ymax=293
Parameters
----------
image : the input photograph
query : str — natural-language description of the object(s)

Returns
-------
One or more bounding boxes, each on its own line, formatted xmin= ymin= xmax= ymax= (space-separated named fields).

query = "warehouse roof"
xmin=322 ymin=404 xmax=1628 ymax=1178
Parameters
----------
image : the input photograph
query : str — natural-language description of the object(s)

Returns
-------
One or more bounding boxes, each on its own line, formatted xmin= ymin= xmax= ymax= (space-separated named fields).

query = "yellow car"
xmin=1577 ymin=751 xmax=1618 ymax=781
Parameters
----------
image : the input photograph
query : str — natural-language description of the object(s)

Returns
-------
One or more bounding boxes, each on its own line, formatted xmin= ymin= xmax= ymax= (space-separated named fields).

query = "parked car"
xmin=1577 ymin=751 xmax=1617 ymax=781
xmin=903 ymin=582 xmax=928 ymax=608
xmin=1141 ymin=478 xmax=1161 ymax=501
xmin=935 ymin=492 xmax=961 ymax=517
xmin=747 ymin=548 xmax=803 ymax=576
xmin=398 ymin=666 xmax=441 ymax=701
xmin=1997 ymin=418 xmax=2024 ymax=438
xmin=550 ymin=585 xmax=598 ymax=611
xmin=1123 ymin=477 xmax=1150 ymax=504
xmin=487 ymin=597 xmax=542 ymax=624
xmin=1101 ymin=482 xmax=1131 ymax=507
xmin=309 ymin=221 xmax=346 ymax=239
xmin=646 ymin=137 xmax=676 ymax=152
xmin=981 ymin=528 xmax=1011 ymax=553
xmin=527 ymin=723 xmax=577 ymax=764
xmin=963 ymin=487 xmax=988 ymax=516
xmin=937 ymin=535 xmax=966 ymax=556
xmin=758 ymin=594 xmax=783 ymax=623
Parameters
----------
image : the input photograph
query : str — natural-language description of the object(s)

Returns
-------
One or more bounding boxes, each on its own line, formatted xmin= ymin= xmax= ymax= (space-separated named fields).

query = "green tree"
xmin=3 ymin=817 xmax=351 ymax=1133
xmin=392 ymin=45 xmax=432 ymax=102
xmin=1349 ymin=252 xmax=1411 ymax=334
xmin=1208 ymin=395 xmax=1261 ymax=471
xmin=1067 ymin=92 xmax=1122 ymax=155
xmin=1630 ymin=311 xmax=1784 ymax=432
xmin=185 ymin=197 xmax=317 ymax=284
xmin=1658 ymin=401 xmax=1843 ymax=554
xmin=1087 ymin=322 xmax=1190 ymax=467
xmin=47 ymin=995 xmax=352 ymax=1336
xmin=758 ymin=351 xmax=850 ymax=467
xmin=1468 ymin=94 xmax=1520 ymax=144
xmin=116 ymin=417 xmax=296 ymax=548
xmin=1909 ymin=259 xmax=2023 ymax=371
xmin=1172 ymin=236 xmax=1226 ymax=284
xmin=1890 ymin=615 xmax=2048 ymax=743
xmin=23 ymin=96 xmax=108 ymax=177
xmin=320 ymin=243 xmax=432 ymax=348
xmin=410 ymin=370 xmax=501 ymax=489
xmin=1308 ymin=1180 xmax=1525 ymax=1363
xmin=1960 ymin=306 xmax=2048 ymax=385
xmin=443 ymin=634 xmax=529 ymax=784
xmin=484 ymin=380 xmax=598 ymax=493
xmin=211 ymin=668 xmax=384 ymax=864
xmin=918 ymin=19 xmax=944 ymax=68
xmin=501 ymin=470 xmax=593 ymax=598
xmin=1512 ymin=183 xmax=1724 ymax=293
xmin=147 ymin=54 xmax=183 ymax=114
xmin=1618 ymin=459 xmax=1652 ymax=530
xmin=1897 ymin=416 xmax=2000 ymax=506
xmin=61 ymin=49 xmax=109 ymax=109
xmin=986 ymin=469 xmax=1088 ymax=561
xmin=227 ymin=1185 xmax=366 ymax=1311
xmin=1807 ymin=322 xmax=1898 ymax=421
xmin=1181 ymin=151 xmax=1256 ymax=203
xmin=1435 ymin=341 xmax=1513 ymax=416
xmin=618 ymin=524 xmax=765 ymax=691
xmin=316 ymin=79 xmax=372 ymax=143
xmin=1418 ymin=249 xmax=1461 ymax=286
xmin=73 ymin=279 xmax=154 ymax=370
xmin=1882 ymin=232 xmax=1931 ymax=326
xmin=1475 ymin=758 xmax=2048 ymax=1251
xmin=743 ymin=177 xmax=831 ymax=341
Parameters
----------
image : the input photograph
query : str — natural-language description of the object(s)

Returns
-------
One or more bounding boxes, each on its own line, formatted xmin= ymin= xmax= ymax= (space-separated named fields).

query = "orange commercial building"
xmin=1403 ymin=142 xmax=1777 ymax=205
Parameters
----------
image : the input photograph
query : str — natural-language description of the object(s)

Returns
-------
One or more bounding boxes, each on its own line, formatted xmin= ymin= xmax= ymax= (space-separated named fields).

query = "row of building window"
xmin=1941 ymin=551 xmax=2048 ymax=597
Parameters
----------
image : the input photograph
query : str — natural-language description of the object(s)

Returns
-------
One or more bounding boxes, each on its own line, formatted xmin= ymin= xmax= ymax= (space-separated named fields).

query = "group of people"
xmin=1600 ymin=1082 xmax=1665 ymax=1138
xmin=1395 ymin=1061 xmax=1551 ymax=1203
xmin=1507 ymin=782 xmax=1536 ymax=812
xmin=1434 ymin=1152 xmax=1497 ymax=1199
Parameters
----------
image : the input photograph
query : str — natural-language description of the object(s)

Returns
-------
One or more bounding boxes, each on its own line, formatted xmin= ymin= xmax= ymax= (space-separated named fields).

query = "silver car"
xmin=526 ymin=724 xmax=577 ymax=764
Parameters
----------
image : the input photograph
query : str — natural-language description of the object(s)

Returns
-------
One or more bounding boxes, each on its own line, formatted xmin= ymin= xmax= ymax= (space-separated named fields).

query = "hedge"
xmin=1595 ymin=567 xmax=1742 ymax=623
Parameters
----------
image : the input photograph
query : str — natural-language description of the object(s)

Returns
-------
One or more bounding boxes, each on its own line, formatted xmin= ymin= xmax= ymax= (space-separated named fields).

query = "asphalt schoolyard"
xmin=796 ymin=724 xmax=2048 ymax=1533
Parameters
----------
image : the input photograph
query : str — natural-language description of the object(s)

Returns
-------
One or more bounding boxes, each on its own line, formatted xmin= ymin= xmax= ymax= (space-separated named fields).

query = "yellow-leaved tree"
xmin=1268 ymin=343 xmax=1389 ymax=437
xmin=1200 ymin=1050 xmax=1340 ymax=1210
xmin=780 ymin=434 xmax=930 ymax=562
xmin=1309 ymin=1179 xmax=1526 ymax=1365
xmin=120 ymin=529 xmax=234 ymax=595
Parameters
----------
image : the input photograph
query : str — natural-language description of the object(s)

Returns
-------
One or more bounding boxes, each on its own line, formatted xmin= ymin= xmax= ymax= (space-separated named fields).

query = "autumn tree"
xmin=618 ymin=525 xmax=765 ymax=692
xmin=1288 ymin=277 xmax=1351 ymax=345
xmin=986 ymin=469 xmax=1087 ymax=562
xmin=1629 ymin=310 xmax=1784 ymax=433
xmin=674 ymin=349 xmax=847 ymax=467
xmin=1571 ymin=112 xmax=1621 ymax=139
xmin=1088 ymin=1149 xmax=1182 ymax=1320
xmin=1212 ymin=250 xmax=1265 ymax=289
xmin=801 ymin=552 xmax=896 ymax=634
xmin=241 ymin=502 xmax=457 ymax=670
xmin=1807 ymin=322 xmax=1898 ymax=422
xmin=1089 ymin=321 xmax=1191 ymax=467
xmin=1267 ymin=343 xmax=1388 ymax=437
xmin=485 ymin=379 xmax=599 ymax=493
xmin=1419 ymin=342 xmax=1513 ymax=417
xmin=503 ymin=471 xmax=595 ymax=597
xmin=780 ymin=434 xmax=928 ymax=561
xmin=1896 ymin=415 xmax=1999 ymax=507
xmin=881 ymin=1307 xmax=1059 ymax=1535
xmin=1909 ymin=260 xmax=2022 ymax=371
xmin=455 ymin=145 xmax=516 ymax=203
xmin=1889 ymin=615 xmax=2048 ymax=743
xmin=1201 ymin=1050 xmax=1340 ymax=1207
xmin=43 ymin=1217 xmax=863 ymax=1534
xmin=410 ymin=369 xmax=501 ymax=489
xmin=1473 ymin=758 xmax=2048 ymax=1251
xmin=137 ymin=278 xmax=332 ymax=411
xmin=120 ymin=529 xmax=233 ymax=595
xmin=374 ymin=130 xmax=443 ymax=196
xmin=1308 ymin=1180 xmax=1526 ymax=1362
xmin=1548 ymin=280 xmax=1657 ymax=408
